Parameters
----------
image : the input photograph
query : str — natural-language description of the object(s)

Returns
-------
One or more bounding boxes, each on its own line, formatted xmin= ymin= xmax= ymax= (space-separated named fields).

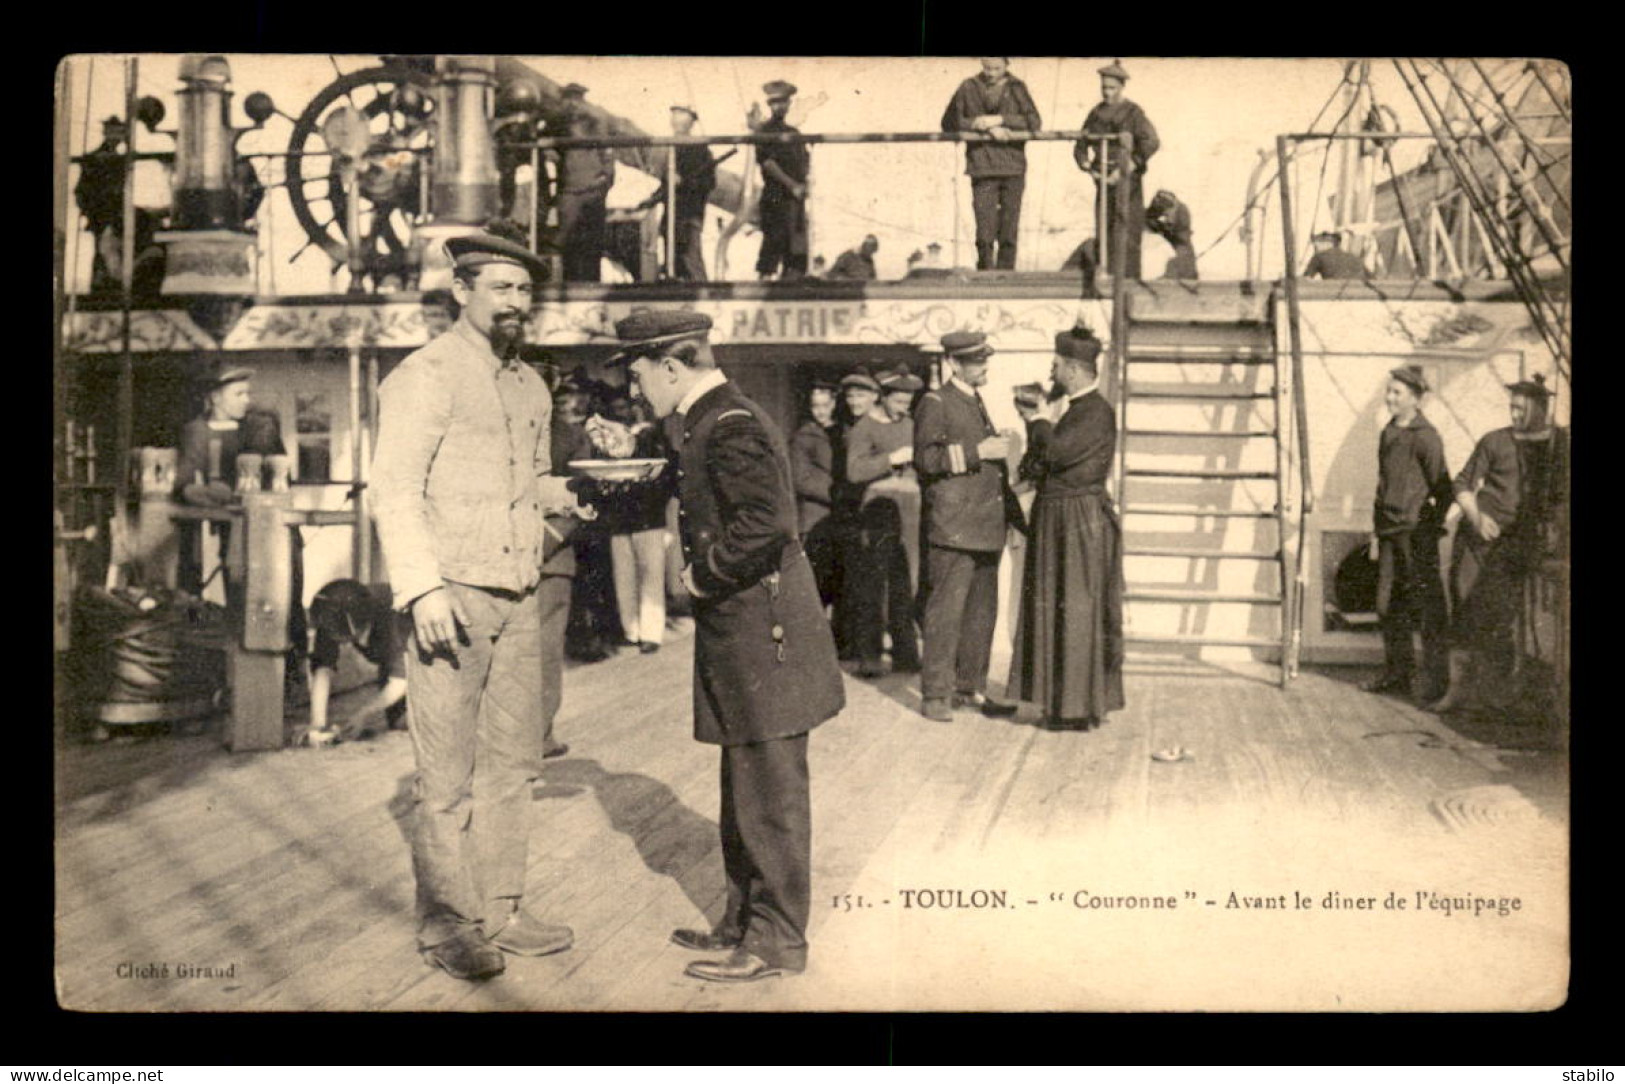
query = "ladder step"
xmin=1125 ymin=546 xmax=1281 ymax=560
xmin=1124 ymin=428 xmax=1278 ymax=439
xmin=1122 ymin=507 xmax=1277 ymax=518
xmin=1125 ymin=633 xmax=1282 ymax=649
xmin=1126 ymin=590 xmax=1282 ymax=604
xmin=1125 ymin=468 xmax=1279 ymax=480
xmin=1128 ymin=389 xmax=1277 ymax=400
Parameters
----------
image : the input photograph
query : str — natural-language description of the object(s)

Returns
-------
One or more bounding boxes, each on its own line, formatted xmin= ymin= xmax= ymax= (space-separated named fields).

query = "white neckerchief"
xmin=676 ymin=368 xmax=729 ymax=416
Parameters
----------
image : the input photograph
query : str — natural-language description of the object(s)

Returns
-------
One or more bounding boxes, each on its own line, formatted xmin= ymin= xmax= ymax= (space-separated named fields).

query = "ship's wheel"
xmin=286 ymin=65 xmax=437 ymax=275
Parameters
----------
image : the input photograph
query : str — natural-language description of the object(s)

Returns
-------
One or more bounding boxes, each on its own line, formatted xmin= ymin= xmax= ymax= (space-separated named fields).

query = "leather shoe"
xmin=422 ymin=928 xmax=506 ymax=981
xmin=684 ymin=948 xmax=791 ymax=983
xmin=955 ymin=692 xmax=1018 ymax=717
xmin=1361 ymin=672 xmax=1410 ymax=695
xmin=487 ymin=910 xmax=574 ymax=957
xmin=857 ymin=659 xmax=887 ymax=678
xmin=1045 ymin=716 xmax=1095 ymax=731
xmin=639 ymin=642 xmax=661 ymax=655
xmin=920 ymin=697 xmax=953 ymax=722
xmin=542 ymin=739 xmax=571 ymax=759
xmin=670 ymin=928 xmax=742 ymax=952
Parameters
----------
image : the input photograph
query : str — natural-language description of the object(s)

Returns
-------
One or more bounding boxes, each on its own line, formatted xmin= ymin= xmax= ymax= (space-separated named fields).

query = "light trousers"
xmin=611 ymin=528 xmax=668 ymax=644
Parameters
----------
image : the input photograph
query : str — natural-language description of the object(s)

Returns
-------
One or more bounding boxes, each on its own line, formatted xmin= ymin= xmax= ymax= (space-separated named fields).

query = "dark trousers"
xmin=1096 ymin=177 xmax=1146 ymax=279
xmin=674 ymin=213 xmax=707 ymax=281
xmin=802 ymin=519 xmax=842 ymax=610
xmin=1448 ymin=527 xmax=1522 ymax=668
xmin=756 ymin=193 xmax=808 ymax=278
xmin=847 ymin=509 xmax=920 ymax=669
xmin=717 ymin=733 xmax=811 ymax=971
xmin=920 ymin=544 xmax=1002 ymax=701
xmin=1376 ymin=529 xmax=1448 ymax=693
xmin=970 ymin=175 xmax=1025 ymax=269
xmin=558 ymin=188 xmax=607 ymax=282
xmin=537 ymin=574 xmax=571 ymax=749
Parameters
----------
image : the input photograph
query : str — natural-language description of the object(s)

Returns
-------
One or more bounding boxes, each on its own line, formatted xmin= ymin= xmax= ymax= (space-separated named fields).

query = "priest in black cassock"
xmin=1074 ymin=60 xmax=1160 ymax=280
xmin=1008 ymin=324 xmax=1125 ymax=730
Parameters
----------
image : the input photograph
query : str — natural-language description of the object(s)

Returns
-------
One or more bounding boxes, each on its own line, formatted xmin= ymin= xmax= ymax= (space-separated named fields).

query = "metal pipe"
xmin=348 ymin=341 xmax=365 ymax=581
xmin=523 ymin=129 xmax=1094 ymax=151
xmin=665 ymin=145 xmax=676 ymax=281
xmin=1110 ymin=134 xmax=1131 ymax=509
xmin=528 ymin=145 xmax=539 ymax=254
xmin=1096 ymin=137 xmax=1109 ymax=281
xmin=115 ymin=57 xmax=137 ymax=519
xmin=1281 ymin=131 xmax=1481 ymax=141
xmin=1275 ymin=134 xmax=1312 ymax=685
xmin=344 ymin=163 xmax=363 ymax=293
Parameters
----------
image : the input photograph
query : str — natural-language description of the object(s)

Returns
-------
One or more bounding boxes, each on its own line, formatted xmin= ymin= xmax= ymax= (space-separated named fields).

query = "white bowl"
xmin=567 ymin=458 xmax=668 ymax=482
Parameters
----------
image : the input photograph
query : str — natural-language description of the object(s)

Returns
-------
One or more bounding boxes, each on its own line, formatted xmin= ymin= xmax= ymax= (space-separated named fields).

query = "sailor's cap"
xmin=606 ymin=310 xmax=714 ymax=363
xmin=443 ymin=232 xmax=549 ymax=278
xmin=940 ymin=330 xmax=994 ymax=359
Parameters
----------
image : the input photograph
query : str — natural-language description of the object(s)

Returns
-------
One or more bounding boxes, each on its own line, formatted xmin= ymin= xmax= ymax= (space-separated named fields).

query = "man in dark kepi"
xmin=941 ymin=57 xmax=1043 ymax=271
xmin=754 ymin=80 xmax=811 ymax=281
xmin=1428 ymin=373 xmax=1568 ymax=714
xmin=1009 ymin=324 xmax=1125 ymax=730
xmin=1075 ymin=60 xmax=1160 ymax=280
xmin=913 ymin=330 xmax=1025 ymax=722
xmin=370 ymin=227 xmax=584 ymax=981
xmin=1304 ymin=230 xmax=1367 ymax=280
xmin=604 ymin=310 xmax=844 ymax=983
xmin=1363 ymin=364 xmax=1452 ymax=700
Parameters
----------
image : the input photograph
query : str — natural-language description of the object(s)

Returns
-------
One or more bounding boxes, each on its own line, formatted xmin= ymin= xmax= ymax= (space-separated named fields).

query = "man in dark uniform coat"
xmin=942 ymin=57 xmax=1043 ymax=271
xmin=1304 ymin=230 xmax=1367 ymax=280
xmin=607 ymin=311 xmax=844 ymax=983
xmin=1364 ymin=364 xmax=1452 ymax=700
xmin=755 ymin=81 xmax=811 ymax=281
xmin=552 ymin=85 xmax=615 ymax=283
xmin=913 ymin=331 xmax=1024 ymax=722
xmin=1009 ymin=326 xmax=1125 ymax=729
xmin=1076 ymin=60 xmax=1160 ymax=280
xmin=1429 ymin=374 xmax=1568 ymax=713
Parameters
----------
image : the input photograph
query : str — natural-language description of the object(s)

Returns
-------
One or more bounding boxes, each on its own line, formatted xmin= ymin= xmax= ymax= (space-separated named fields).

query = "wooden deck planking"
xmin=54 ymin=627 xmax=1565 ymax=1013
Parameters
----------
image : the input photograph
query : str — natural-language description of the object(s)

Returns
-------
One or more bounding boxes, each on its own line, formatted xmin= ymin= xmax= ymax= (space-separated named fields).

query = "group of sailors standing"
xmin=790 ymin=325 xmax=1126 ymax=730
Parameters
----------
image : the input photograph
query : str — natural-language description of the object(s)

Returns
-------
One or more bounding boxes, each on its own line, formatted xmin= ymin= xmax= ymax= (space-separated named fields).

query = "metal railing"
xmin=519 ymin=127 xmax=1107 ymax=283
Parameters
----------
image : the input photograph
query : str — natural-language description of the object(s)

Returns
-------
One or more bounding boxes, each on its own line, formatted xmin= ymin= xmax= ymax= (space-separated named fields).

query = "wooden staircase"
xmin=1113 ymin=312 xmax=1298 ymax=684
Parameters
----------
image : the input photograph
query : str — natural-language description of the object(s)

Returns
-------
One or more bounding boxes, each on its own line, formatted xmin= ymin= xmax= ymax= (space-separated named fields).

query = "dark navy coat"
xmin=913 ymin=380 xmax=1025 ymax=552
xmin=675 ymin=380 xmax=845 ymax=746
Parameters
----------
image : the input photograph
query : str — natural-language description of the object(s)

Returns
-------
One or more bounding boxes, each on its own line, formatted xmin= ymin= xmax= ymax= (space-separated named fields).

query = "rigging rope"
xmin=1395 ymin=60 xmax=1569 ymax=382
xmin=1194 ymin=67 xmax=1351 ymax=263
